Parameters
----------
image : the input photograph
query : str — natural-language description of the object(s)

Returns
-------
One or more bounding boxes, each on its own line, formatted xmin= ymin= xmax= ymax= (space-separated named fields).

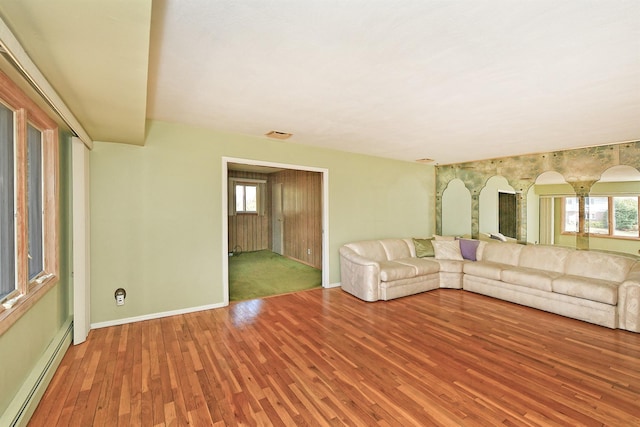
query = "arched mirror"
xmin=441 ymin=178 xmax=472 ymax=237
xmin=479 ymin=176 xmax=516 ymax=240
xmin=526 ymin=171 xmax=575 ymax=247
xmin=586 ymin=165 xmax=640 ymax=256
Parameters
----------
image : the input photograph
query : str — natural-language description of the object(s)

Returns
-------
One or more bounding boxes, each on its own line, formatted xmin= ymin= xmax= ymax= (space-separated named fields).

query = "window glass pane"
xmin=563 ymin=197 xmax=578 ymax=232
xmin=245 ymin=185 xmax=257 ymax=212
xmin=235 ymin=184 xmax=244 ymax=211
xmin=586 ymin=197 xmax=608 ymax=235
xmin=0 ymin=104 xmax=15 ymax=299
xmin=27 ymin=124 xmax=43 ymax=280
xmin=613 ymin=196 xmax=638 ymax=237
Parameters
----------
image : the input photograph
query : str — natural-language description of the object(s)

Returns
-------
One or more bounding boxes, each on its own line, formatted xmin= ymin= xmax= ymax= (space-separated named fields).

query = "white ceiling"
xmin=1 ymin=0 xmax=639 ymax=165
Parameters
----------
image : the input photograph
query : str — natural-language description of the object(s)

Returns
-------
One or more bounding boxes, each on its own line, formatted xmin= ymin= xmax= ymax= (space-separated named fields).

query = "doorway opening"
xmin=222 ymin=157 xmax=329 ymax=304
xmin=498 ymin=190 xmax=518 ymax=239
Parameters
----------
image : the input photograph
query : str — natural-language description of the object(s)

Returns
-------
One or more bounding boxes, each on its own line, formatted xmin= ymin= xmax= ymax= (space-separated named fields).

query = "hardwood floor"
xmin=29 ymin=288 xmax=640 ymax=426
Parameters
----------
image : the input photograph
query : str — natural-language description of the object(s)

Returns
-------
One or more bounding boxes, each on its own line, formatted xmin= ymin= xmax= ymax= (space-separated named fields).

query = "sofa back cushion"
xmin=344 ymin=239 xmax=414 ymax=262
xmin=480 ymin=242 xmax=523 ymax=266
xmin=518 ymin=245 xmax=572 ymax=273
xmin=564 ymin=250 xmax=636 ymax=283
xmin=380 ymin=239 xmax=416 ymax=260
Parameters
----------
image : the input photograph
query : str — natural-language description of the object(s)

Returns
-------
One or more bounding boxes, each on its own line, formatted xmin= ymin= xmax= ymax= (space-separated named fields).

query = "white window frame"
xmin=229 ymin=177 xmax=265 ymax=215
xmin=235 ymin=183 xmax=258 ymax=213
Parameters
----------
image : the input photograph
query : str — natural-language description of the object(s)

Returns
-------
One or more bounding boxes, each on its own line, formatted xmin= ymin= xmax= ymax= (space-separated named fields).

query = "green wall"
xmin=0 ymin=131 xmax=73 ymax=420
xmin=90 ymin=120 xmax=435 ymax=324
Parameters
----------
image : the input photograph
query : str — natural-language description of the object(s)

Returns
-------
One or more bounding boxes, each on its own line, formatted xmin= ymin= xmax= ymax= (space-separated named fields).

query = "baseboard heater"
xmin=2 ymin=319 xmax=73 ymax=427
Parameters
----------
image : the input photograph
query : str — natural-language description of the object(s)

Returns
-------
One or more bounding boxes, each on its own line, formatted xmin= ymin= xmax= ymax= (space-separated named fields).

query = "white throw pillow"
xmin=432 ymin=240 xmax=464 ymax=261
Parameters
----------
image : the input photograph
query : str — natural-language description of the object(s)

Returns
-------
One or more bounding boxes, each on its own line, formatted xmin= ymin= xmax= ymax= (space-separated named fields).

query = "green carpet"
xmin=229 ymin=250 xmax=322 ymax=301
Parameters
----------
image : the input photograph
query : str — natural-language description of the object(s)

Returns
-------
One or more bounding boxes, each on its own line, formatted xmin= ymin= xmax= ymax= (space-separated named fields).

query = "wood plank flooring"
xmin=29 ymin=288 xmax=640 ymax=426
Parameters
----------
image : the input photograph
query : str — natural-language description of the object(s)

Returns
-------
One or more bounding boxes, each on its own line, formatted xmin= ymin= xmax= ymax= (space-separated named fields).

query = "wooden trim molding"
xmin=0 ymin=69 xmax=60 ymax=336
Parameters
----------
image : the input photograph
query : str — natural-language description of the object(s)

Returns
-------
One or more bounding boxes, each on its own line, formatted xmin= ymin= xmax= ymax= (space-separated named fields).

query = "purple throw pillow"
xmin=458 ymin=238 xmax=480 ymax=261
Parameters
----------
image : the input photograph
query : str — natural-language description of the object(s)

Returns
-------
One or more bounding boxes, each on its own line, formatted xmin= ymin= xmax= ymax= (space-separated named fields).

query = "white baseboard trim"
xmin=2 ymin=317 xmax=73 ymax=427
xmin=325 ymin=282 xmax=341 ymax=289
xmin=90 ymin=302 xmax=226 ymax=329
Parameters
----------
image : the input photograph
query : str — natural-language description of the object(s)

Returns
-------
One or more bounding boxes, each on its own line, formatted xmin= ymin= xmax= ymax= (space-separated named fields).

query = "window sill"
xmin=560 ymin=232 xmax=640 ymax=241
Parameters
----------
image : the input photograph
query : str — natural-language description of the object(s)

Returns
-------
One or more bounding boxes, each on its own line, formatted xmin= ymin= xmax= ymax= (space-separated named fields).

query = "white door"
xmin=72 ymin=137 xmax=91 ymax=344
xmin=272 ymin=183 xmax=283 ymax=255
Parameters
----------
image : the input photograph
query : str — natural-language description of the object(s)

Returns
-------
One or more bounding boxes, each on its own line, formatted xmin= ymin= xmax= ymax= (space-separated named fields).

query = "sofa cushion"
xmin=379 ymin=239 xmax=415 ymax=260
xmin=433 ymin=259 xmax=465 ymax=273
xmin=481 ymin=242 xmax=523 ymax=266
xmin=518 ymin=245 xmax=571 ymax=273
xmin=552 ymin=275 xmax=619 ymax=305
xmin=457 ymin=238 xmax=480 ymax=261
xmin=379 ymin=260 xmax=417 ymax=282
xmin=413 ymin=238 xmax=435 ymax=257
xmin=345 ymin=240 xmax=389 ymax=262
xmin=395 ymin=257 xmax=440 ymax=275
xmin=501 ymin=267 xmax=561 ymax=292
xmin=475 ymin=241 xmax=488 ymax=261
xmin=433 ymin=240 xmax=464 ymax=261
xmin=564 ymin=250 xmax=636 ymax=283
xmin=463 ymin=261 xmax=507 ymax=281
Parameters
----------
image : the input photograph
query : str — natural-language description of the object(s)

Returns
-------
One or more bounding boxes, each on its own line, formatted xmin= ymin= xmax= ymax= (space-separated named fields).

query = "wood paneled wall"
xmin=228 ymin=171 xmax=270 ymax=252
xmin=228 ymin=168 xmax=322 ymax=269
xmin=271 ymin=169 xmax=322 ymax=268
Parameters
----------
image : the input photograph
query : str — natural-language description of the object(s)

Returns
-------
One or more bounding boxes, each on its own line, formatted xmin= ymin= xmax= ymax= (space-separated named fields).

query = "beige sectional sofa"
xmin=339 ymin=238 xmax=640 ymax=333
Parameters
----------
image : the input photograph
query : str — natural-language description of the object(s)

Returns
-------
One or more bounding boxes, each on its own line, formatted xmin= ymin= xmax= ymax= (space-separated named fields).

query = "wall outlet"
xmin=307 ymin=248 xmax=311 ymax=255
xmin=115 ymin=288 xmax=126 ymax=306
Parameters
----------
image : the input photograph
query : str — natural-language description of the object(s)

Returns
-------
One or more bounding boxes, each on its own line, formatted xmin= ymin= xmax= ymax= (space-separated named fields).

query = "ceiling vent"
xmin=415 ymin=158 xmax=435 ymax=164
xmin=265 ymin=130 xmax=293 ymax=140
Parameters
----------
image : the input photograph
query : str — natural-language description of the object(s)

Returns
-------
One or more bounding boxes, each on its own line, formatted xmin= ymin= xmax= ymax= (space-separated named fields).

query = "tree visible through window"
xmin=562 ymin=196 xmax=639 ymax=238
xmin=613 ymin=197 xmax=639 ymax=237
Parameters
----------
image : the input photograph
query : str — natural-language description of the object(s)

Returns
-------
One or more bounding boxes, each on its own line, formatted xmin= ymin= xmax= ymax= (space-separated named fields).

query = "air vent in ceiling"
xmin=415 ymin=158 xmax=435 ymax=164
xmin=265 ymin=130 xmax=293 ymax=140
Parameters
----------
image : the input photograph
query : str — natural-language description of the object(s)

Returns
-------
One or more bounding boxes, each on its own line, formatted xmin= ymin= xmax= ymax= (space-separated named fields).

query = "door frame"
xmin=272 ymin=182 xmax=284 ymax=255
xmin=221 ymin=157 xmax=329 ymax=306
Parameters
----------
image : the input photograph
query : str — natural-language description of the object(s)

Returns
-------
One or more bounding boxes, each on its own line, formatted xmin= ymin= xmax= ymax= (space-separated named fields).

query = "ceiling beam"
xmin=0 ymin=15 xmax=93 ymax=149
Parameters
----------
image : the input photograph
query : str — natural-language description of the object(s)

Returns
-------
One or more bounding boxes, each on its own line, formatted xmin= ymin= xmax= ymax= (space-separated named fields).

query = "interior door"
xmin=272 ymin=183 xmax=283 ymax=255
xmin=72 ymin=137 xmax=91 ymax=344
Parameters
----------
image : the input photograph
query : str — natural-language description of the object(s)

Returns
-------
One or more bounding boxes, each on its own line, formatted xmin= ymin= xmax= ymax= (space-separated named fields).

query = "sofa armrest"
xmin=619 ymin=281 xmax=640 ymax=333
xmin=339 ymin=246 xmax=381 ymax=302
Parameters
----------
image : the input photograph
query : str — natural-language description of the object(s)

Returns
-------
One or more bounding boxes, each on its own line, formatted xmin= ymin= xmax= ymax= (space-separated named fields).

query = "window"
xmin=0 ymin=70 xmax=59 ymax=334
xmin=585 ymin=196 xmax=609 ymax=235
xmin=612 ymin=197 xmax=639 ymax=237
xmin=235 ymin=183 xmax=258 ymax=213
xmin=562 ymin=196 xmax=639 ymax=239
xmin=563 ymin=197 xmax=579 ymax=233
xmin=0 ymin=103 xmax=15 ymax=301
xmin=28 ymin=124 xmax=44 ymax=280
